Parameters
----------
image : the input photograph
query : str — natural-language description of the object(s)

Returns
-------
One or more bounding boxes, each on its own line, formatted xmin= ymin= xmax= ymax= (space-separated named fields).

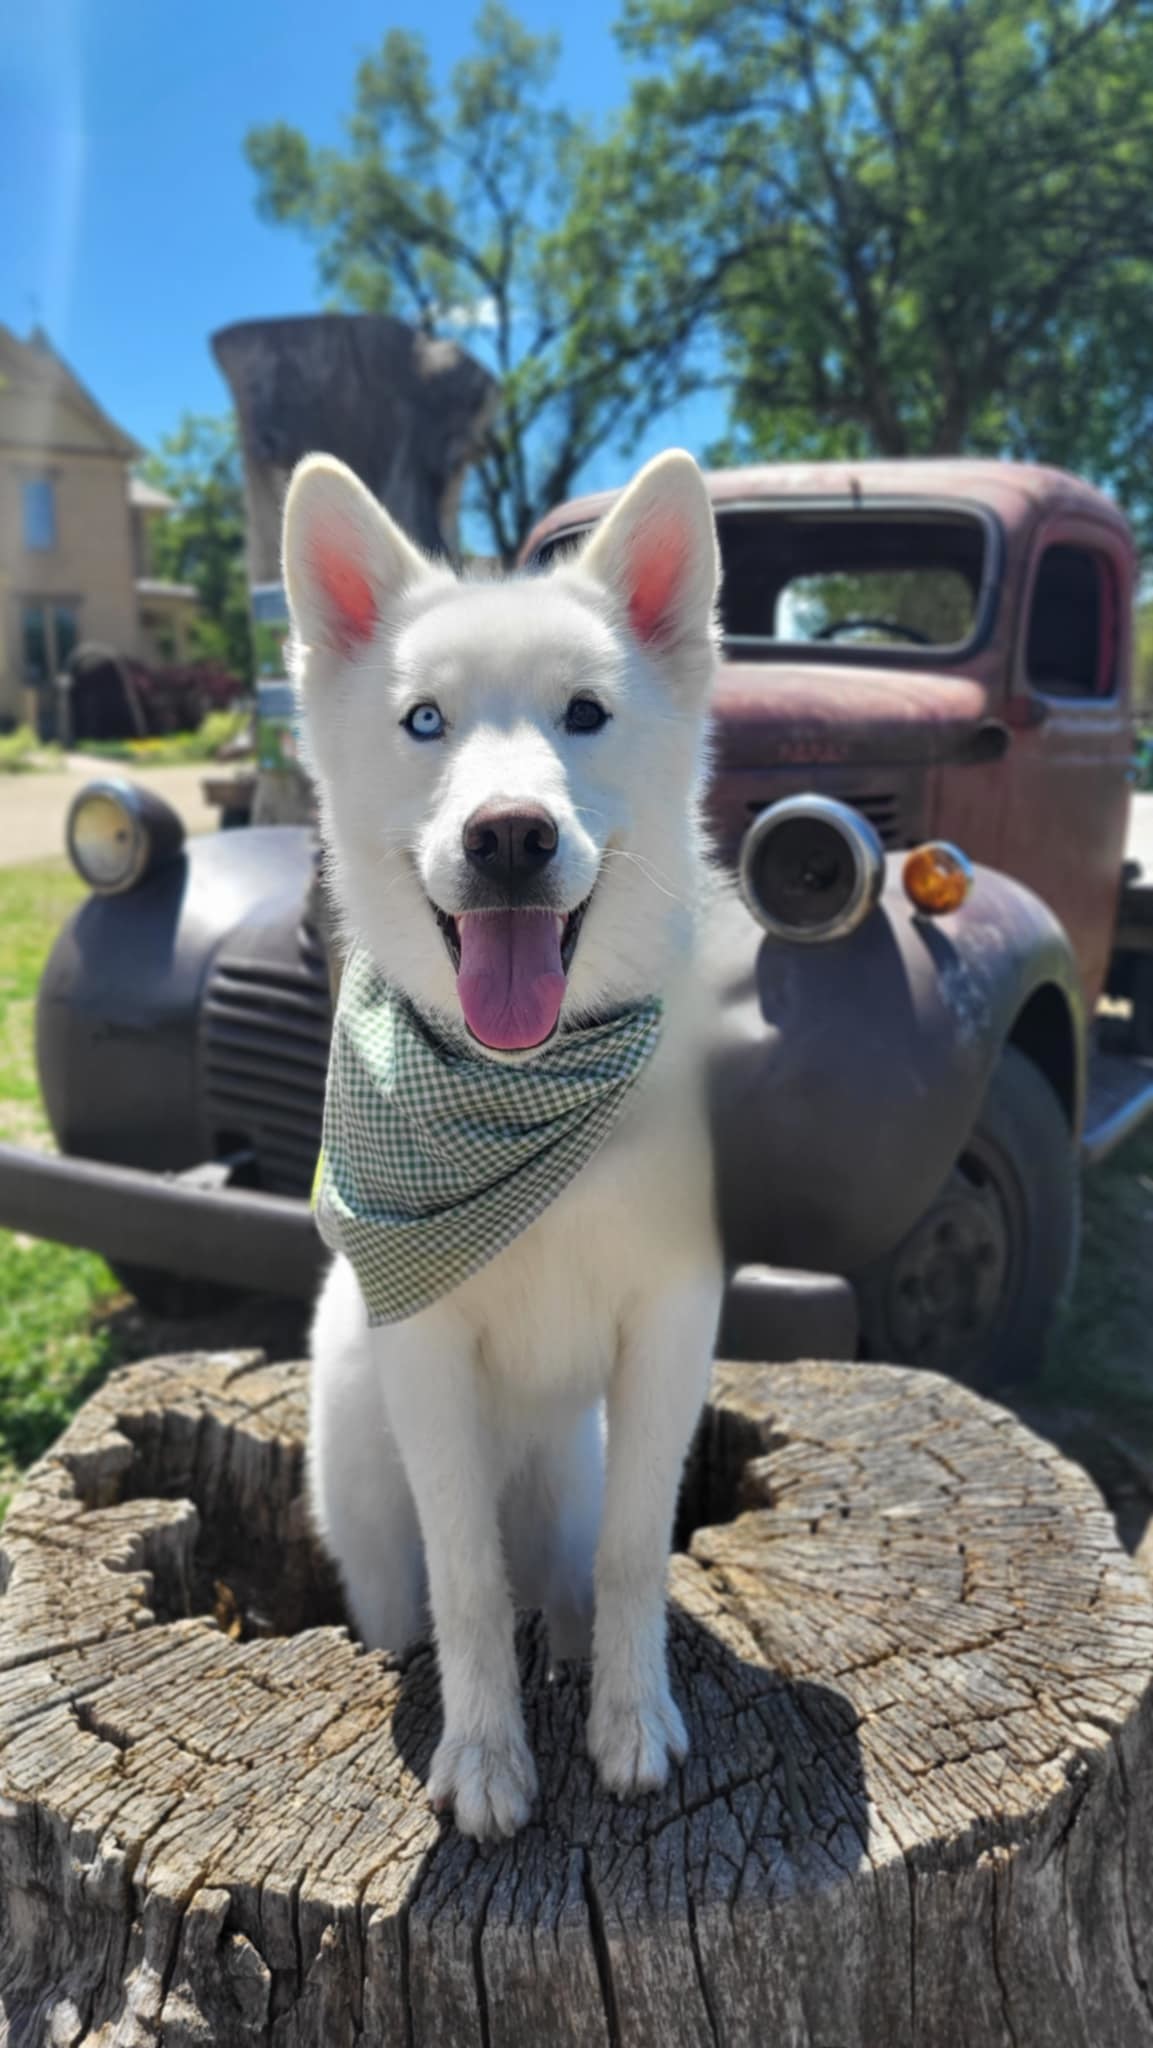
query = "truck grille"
xmin=201 ymin=923 xmax=332 ymax=1197
xmin=744 ymin=787 xmax=912 ymax=848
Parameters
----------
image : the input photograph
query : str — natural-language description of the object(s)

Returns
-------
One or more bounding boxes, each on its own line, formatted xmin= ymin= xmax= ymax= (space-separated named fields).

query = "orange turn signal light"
xmin=903 ymin=842 xmax=974 ymax=917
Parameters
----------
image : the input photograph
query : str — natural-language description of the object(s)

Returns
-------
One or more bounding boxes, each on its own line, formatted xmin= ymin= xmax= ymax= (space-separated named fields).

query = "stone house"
xmin=0 ymin=325 xmax=198 ymax=730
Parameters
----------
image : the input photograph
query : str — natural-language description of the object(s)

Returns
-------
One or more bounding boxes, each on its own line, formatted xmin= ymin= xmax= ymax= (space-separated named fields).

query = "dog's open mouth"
xmin=434 ymin=899 xmax=590 ymax=1052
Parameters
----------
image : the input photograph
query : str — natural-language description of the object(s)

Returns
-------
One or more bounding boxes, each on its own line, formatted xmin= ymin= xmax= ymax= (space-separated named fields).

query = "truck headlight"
xmin=66 ymin=779 xmax=185 ymax=895
xmin=739 ymin=795 xmax=885 ymax=943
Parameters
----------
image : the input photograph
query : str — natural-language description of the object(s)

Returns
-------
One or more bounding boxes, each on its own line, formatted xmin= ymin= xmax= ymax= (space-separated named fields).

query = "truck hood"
xmin=712 ymin=661 xmax=990 ymax=769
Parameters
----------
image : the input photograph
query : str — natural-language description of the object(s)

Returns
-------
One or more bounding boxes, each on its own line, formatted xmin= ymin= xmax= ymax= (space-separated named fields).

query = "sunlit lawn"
xmin=0 ymin=860 xmax=126 ymax=1498
xmin=0 ymin=858 xmax=310 ymax=1508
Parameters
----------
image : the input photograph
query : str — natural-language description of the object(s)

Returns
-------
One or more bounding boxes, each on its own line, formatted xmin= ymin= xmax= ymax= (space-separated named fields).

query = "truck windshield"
xmin=716 ymin=508 xmax=988 ymax=656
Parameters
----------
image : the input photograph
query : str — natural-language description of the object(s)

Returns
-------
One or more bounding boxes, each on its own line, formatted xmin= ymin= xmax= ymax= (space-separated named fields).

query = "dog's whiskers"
xmin=599 ymin=847 xmax=687 ymax=907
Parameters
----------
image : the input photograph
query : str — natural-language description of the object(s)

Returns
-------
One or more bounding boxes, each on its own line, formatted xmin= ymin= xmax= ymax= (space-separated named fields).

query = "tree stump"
xmin=211 ymin=315 xmax=498 ymax=574
xmin=2 ymin=1353 xmax=1152 ymax=2047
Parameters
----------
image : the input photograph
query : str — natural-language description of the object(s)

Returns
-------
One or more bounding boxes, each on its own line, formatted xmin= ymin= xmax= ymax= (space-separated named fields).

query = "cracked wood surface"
xmin=1 ymin=1350 xmax=1152 ymax=2046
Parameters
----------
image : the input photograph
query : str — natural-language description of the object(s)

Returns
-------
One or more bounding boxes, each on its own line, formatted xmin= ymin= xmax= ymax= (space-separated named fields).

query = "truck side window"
xmin=1026 ymin=544 xmax=1117 ymax=698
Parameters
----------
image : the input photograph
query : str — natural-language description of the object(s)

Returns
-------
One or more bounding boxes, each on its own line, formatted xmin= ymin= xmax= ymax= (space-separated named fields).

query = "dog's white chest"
xmin=463 ymin=1161 xmax=639 ymax=1405
xmin=453 ymin=1077 xmax=712 ymax=1413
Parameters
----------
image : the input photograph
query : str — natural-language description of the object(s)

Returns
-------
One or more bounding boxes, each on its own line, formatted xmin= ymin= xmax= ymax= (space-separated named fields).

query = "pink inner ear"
xmin=313 ymin=534 xmax=378 ymax=652
xmin=625 ymin=517 xmax=689 ymax=647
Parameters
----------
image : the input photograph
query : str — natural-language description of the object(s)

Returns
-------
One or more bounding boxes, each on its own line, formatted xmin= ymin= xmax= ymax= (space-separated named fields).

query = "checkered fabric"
xmin=314 ymin=945 xmax=663 ymax=1325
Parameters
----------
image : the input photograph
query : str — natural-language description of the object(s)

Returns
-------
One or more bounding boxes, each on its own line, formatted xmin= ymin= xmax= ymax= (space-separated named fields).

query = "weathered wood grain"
xmin=1 ymin=1351 xmax=1152 ymax=2046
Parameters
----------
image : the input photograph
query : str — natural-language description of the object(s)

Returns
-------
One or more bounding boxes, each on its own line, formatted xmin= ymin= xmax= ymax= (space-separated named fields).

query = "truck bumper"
xmin=0 ymin=1144 xmax=860 ymax=1360
xmin=0 ymin=1143 xmax=325 ymax=1300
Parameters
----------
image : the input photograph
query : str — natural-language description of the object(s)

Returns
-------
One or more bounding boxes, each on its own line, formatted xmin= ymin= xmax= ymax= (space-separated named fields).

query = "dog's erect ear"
xmin=282 ymin=455 xmax=436 ymax=657
xmin=578 ymin=449 xmax=719 ymax=653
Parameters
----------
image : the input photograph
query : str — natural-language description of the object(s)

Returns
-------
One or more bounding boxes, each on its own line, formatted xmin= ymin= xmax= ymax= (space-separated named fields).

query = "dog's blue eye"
xmin=564 ymin=697 xmax=609 ymax=735
xmin=403 ymin=702 xmax=445 ymax=740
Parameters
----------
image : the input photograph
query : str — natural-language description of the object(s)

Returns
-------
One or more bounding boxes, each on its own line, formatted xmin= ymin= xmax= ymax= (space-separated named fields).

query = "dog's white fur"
xmin=284 ymin=449 xmax=724 ymax=1839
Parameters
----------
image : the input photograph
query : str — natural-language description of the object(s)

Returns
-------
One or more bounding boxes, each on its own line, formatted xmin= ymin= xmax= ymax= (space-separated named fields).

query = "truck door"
xmin=996 ymin=522 xmax=1133 ymax=1005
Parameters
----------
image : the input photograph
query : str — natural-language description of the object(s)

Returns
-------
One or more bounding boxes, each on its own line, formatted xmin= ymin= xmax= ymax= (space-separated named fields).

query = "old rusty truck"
xmin=2 ymin=458 xmax=1152 ymax=1390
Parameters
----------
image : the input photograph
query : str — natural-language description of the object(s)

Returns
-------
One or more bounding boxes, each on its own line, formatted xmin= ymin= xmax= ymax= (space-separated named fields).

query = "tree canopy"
xmin=246 ymin=4 xmax=696 ymax=563
xmin=573 ymin=0 xmax=1153 ymax=535
xmin=246 ymin=0 xmax=1153 ymax=553
xmin=140 ymin=416 xmax=253 ymax=681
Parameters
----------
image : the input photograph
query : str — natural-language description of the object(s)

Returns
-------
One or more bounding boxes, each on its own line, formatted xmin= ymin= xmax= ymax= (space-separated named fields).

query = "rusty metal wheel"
xmin=857 ymin=1046 xmax=1079 ymax=1390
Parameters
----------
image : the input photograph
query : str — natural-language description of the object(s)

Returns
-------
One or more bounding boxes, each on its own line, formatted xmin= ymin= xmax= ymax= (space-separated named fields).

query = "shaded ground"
xmin=1017 ymin=1125 xmax=1153 ymax=1571
xmin=1 ymin=856 xmax=1152 ymax=1556
xmin=0 ymin=756 xmax=219 ymax=868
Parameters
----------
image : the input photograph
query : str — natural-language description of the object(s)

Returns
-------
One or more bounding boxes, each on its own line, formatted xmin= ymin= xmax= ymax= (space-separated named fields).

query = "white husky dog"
xmin=283 ymin=447 xmax=724 ymax=1840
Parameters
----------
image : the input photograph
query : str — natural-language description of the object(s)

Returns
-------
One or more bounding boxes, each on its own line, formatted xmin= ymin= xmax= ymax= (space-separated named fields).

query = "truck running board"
xmin=0 ymin=1143 xmax=865 ymax=1358
xmin=0 ymin=1144 xmax=325 ymax=1298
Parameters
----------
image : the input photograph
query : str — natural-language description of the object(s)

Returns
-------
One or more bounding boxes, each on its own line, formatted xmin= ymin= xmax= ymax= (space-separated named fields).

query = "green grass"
xmin=1017 ymin=1120 xmax=1153 ymax=1556
xmin=0 ymin=859 xmax=309 ymax=1508
xmin=0 ymin=1238 xmax=127 ymax=1475
xmin=1041 ymin=1124 xmax=1153 ymax=1438
xmin=0 ymin=860 xmax=125 ymax=1498
xmin=0 ymin=727 xmax=61 ymax=774
xmin=0 ymin=861 xmax=85 ymax=1108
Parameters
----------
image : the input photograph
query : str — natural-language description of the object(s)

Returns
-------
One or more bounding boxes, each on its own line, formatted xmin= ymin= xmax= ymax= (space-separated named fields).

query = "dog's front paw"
xmin=587 ymin=1683 xmax=688 ymax=1798
xmin=428 ymin=1723 xmax=538 ymax=1840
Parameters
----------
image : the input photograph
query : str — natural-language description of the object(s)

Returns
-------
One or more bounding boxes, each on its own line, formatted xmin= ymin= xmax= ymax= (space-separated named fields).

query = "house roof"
xmin=0 ymin=324 xmax=142 ymax=460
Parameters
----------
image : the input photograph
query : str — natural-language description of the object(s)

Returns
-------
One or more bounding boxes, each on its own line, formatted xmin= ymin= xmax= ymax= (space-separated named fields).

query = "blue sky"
xmin=2 ymin=0 xmax=720 ymax=501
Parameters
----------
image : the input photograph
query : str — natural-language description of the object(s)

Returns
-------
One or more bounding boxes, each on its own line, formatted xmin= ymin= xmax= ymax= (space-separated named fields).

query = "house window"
xmin=22 ymin=478 xmax=57 ymax=551
xmin=19 ymin=600 xmax=79 ymax=682
xmin=1026 ymin=544 xmax=1118 ymax=698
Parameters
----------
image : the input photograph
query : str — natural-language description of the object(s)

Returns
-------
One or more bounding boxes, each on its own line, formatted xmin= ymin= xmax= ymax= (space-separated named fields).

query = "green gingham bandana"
xmin=313 ymin=945 xmax=663 ymax=1324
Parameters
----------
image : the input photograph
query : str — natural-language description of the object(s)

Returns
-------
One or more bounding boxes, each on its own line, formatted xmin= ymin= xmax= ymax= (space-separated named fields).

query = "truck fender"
xmin=708 ymin=859 xmax=1085 ymax=1275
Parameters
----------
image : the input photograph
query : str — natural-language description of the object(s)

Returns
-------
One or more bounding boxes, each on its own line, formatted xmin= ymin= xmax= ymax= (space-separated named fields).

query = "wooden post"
xmin=1 ymin=1352 xmax=1152 ymax=2045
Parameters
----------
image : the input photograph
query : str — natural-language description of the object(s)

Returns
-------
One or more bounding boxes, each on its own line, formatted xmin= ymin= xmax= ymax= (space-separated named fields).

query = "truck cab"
xmin=524 ymin=461 xmax=1153 ymax=1381
xmin=527 ymin=460 xmax=1137 ymax=1011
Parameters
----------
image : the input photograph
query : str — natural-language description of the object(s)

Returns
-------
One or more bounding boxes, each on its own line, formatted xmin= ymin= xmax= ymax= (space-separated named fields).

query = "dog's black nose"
xmin=462 ymin=805 xmax=559 ymax=881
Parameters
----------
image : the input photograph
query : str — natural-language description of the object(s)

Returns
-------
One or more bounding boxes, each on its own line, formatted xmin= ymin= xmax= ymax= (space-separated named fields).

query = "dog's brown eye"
xmin=564 ymin=697 xmax=609 ymax=735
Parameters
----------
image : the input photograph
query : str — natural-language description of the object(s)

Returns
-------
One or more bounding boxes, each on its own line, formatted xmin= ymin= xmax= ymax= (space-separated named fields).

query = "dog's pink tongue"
xmin=456 ymin=911 xmax=567 ymax=1050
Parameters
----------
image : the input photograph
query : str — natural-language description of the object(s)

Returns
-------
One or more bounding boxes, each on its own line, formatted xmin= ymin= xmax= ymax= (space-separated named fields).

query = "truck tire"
xmin=856 ymin=1045 xmax=1079 ymax=1391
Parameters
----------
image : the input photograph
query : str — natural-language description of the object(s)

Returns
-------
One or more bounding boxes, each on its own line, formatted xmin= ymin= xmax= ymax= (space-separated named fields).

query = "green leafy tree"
xmin=572 ymin=0 xmax=1153 ymax=537
xmin=245 ymin=4 xmax=701 ymax=563
xmin=140 ymin=416 xmax=253 ymax=681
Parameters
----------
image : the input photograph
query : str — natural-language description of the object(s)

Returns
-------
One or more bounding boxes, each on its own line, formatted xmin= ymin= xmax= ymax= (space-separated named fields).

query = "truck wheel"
xmin=856 ymin=1046 xmax=1079 ymax=1391
xmin=111 ymin=1263 xmax=246 ymax=1322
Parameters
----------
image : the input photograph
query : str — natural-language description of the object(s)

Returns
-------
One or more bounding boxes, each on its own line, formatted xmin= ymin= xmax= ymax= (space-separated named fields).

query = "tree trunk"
xmin=1 ymin=1351 xmax=1152 ymax=2046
